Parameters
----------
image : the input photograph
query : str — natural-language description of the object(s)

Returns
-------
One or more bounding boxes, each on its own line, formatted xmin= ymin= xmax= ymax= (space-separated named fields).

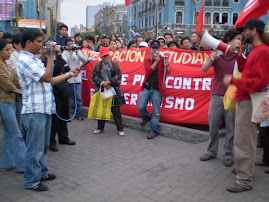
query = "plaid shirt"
xmin=16 ymin=51 xmax=55 ymax=114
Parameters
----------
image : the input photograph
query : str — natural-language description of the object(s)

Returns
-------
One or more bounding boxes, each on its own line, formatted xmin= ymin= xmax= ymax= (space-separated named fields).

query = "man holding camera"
xmin=62 ymin=38 xmax=87 ymax=121
xmin=138 ymin=41 xmax=171 ymax=139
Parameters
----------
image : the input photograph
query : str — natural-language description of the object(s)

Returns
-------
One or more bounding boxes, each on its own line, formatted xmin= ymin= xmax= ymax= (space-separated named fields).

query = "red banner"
xmin=81 ymin=48 xmax=213 ymax=125
xmin=234 ymin=0 xmax=269 ymax=28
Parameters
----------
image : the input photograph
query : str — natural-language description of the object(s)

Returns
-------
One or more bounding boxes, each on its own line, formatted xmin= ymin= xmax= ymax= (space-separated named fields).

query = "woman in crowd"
xmin=0 ymin=39 xmax=26 ymax=173
xmin=80 ymin=39 xmax=89 ymax=49
xmin=116 ymin=39 xmax=122 ymax=50
xmin=109 ymin=40 xmax=117 ymax=51
xmin=127 ymin=40 xmax=137 ymax=49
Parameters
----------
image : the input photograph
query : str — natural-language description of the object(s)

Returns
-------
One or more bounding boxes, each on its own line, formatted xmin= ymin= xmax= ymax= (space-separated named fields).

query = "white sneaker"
xmin=93 ymin=129 xmax=103 ymax=134
xmin=118 ymin=131 xmax=125 ymax=136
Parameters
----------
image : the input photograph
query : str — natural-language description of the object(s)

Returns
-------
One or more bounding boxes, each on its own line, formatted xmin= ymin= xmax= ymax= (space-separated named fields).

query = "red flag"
xmin=125 ymin=0 xmax=131 ymax=6
xmin=234 ymin=0 xmax=269 ymax=28
xmin=194 ymin=0 xmax=205 ymax=34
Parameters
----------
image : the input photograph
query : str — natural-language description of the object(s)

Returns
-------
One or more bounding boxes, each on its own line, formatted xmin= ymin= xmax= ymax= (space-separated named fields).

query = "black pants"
xmin=51 ymin=95 xmax=70 ymax=144
xmin=261 ymin=126 xmax=269 ymax=164
xmin=97 ymin=106 xmax=124 ymax=132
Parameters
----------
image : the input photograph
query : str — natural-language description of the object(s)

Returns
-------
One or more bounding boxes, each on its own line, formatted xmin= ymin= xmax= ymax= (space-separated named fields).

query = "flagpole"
xmin=39 ymin=0 xmax=42 ymax=32
xmin=16 ymin=0 xmax=20 ymax=34
xmin=156 ymin=0 xmax=159 ymax=37
xmin=54 ymin=0 xmax=59 ymax=40
xmin=193 ymin=0 xmax=198 ymax=31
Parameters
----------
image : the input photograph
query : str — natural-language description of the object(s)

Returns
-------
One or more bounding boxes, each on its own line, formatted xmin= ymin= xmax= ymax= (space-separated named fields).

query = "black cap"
xmin=150 ymin=40 xmax=160 ymax=48
xmin=237 ymin=18 xmax=265 ymax=32
xmin=102 ymin=34 xmax=108 ymax=39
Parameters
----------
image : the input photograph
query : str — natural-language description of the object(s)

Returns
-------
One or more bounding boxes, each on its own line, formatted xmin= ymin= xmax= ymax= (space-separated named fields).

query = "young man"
xmin=200 ymin=28 xmax=242 ymax=167
xmin=62 ymin=38 xmax=87 ymax=121
xmin=138 ymin=41 xmax=171 ymax=139
xmin=74 ymin=33 xmax=82 ymax=45
xmin=224 ymin=19 xmax=269 ymax=193
xmin=56 ymin=24 xmax=68 ymax=46
xmin=6 ymin=34 xmax=22 ymax=71
xmin=190 ymin=32 xmax=203 ymax=51
xmin=17 ymin=30 xmax=79 ymax=191
xmin=92 ymin=47 xmax=125 ymax=136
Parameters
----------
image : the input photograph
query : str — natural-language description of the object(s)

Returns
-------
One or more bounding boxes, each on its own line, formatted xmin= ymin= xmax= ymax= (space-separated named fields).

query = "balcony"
xmin=175 ymin=0 xmax=185 ymax=6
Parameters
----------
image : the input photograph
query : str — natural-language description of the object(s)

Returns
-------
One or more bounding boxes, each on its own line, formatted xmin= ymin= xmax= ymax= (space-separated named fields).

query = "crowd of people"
xmin=0 ymin=18 xmax=268 ymax=194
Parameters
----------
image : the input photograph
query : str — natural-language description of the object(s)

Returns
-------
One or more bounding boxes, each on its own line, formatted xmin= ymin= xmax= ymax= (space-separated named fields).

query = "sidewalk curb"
xmin=73 ymin=106 xmax=215 ymax=144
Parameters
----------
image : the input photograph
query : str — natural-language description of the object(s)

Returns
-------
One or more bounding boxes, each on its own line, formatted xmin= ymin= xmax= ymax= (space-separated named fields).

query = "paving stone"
xmin=0 ymin=119 xmax=269 ymax=201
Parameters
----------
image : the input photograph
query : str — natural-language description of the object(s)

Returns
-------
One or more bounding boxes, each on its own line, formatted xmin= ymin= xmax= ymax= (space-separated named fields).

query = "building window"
xmin=176 ymin=11 xmax=183 ymax=24
xmin=205 ymin=0 xmax=211 ymax=6
xmin=234 ymin=0 xmax=239 ymax=3
xmin=213 ymin=0 xmax=220 ymax=6
xmin=233 ymin=13 xmax=238 ymax=24
xmin=19 ymin=3 xmax=23 ymax=18
xmin=222 ymin=12 xmax=228 ymax=24
xmin=159 ymin=12 xmax=162 ymax=23
xmin=149 ymin=16 xmax=151 ymax=27
xmin=153 ymin=15 xmax=155 ymax=26
xmin=213 ymin=12 xmax=220 ymax=24
xmin=205 ymin=12 xmax=211 ymax=25
xmin=118 ymin=13 xmax=123 ymax=21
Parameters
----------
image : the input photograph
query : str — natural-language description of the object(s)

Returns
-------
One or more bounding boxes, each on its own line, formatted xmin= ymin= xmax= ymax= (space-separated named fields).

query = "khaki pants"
xmin=234 ymin=100 xmax=257 ymax=189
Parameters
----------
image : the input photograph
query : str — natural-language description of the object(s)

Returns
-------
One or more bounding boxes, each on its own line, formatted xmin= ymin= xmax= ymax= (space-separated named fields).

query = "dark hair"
xmin=164 ymin=33 xmax=172 ymax=38
xmin=168 ymin=41 xmax=179 ymax=48
xmin=137 ymin=36 xmax=144 ymax=40
xmin=20 ymin=29 xmax=43 ymax=48
xmin=223 ymin=28 xmax=242 ymax=43
xmin=12 ymin=34 xmax=20 ymax=45
xmin=181 ymin=36 xmax=191 ymax=46
xmin=42 ymin=29 xmax=47 ymax=34
xmin=74 ymin=33 xmax=82 ymax=38
xmin=3 ymin=32 xmax=12 ymax=40
xmin=97 ymin=43 xmax=105 ymax=52
xmin=59 ymin=24 xmax=68 ymax=30
xmin=191 ymin=32 xmax=201 ymax=38
xmin=64 ymin=37 xmax=73 ymax=45
xmin=0 ymin=39 xmax=9 ymax=50
xmin=109 ymin=40 xmax=117 ymax=45
xmin=145 ymin=37 xmax=153 ymax=43
xmin=127 ymin=40 xmax=137 ymax=48
xmin=86 ymin=35 xmax=95 ymax=43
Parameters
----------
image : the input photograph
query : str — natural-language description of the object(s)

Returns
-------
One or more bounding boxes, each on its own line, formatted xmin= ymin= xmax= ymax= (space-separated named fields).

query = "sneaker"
xmin=75 ymin=116 xmax=84 ymax=121
xmin=231 ymin=168 xmax=237 ymax=175
xmin=41 ymin=173 xmax=56 ymax=181
xmin=227 ymin=183 xmax=251 ymax=193
xmin=26 ymin=183 xmax=48 ymax=192
xmin=139 ymin=119 xmax=149 ymax=126
xmin=147 ymin=133 xmax=156 ymax=139
xmin=200 ymin=154 xmax=215 ymax=161
xmin=118 ymin=131 xmax=125 ymax=136
xmin=93 ymin=129 xmax=104 ymax=134
xmin=49 ymin=144 xmax=59 ymax=152
xmin=223 ymin=158 xmax=233 ymax=167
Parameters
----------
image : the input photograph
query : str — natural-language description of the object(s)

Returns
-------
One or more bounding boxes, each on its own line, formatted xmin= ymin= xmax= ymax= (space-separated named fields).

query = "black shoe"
xmin=75 ymin=116 xmax=84 ymax=121
xmin=26 ymin=183 xmax=48 ymax=191
xmin=41 ymin=173 xmax=56 ymax=181
xmin=49 ymin=144 xmax=59 ymax=152
xmin=59 ymin=140 xmax=76 ymax=145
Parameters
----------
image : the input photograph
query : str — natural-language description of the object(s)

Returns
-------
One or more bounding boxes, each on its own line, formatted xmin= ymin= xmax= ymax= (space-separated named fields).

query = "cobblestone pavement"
xmin=0 ymin=118 xmax=269 ymax=202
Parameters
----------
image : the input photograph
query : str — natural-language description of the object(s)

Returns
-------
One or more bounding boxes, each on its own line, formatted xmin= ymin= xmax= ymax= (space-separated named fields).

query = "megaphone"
xmin=199 ymin=30 xmax=231 ymax=54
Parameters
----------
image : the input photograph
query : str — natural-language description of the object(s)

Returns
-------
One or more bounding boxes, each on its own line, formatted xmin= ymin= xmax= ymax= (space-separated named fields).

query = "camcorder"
xmin=61 ymin=44 xmax=82 ymax=51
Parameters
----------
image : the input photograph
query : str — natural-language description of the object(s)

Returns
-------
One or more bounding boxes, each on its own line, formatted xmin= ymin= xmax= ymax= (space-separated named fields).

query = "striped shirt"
xmin=16 ymin=51 xmax=55 ymax=115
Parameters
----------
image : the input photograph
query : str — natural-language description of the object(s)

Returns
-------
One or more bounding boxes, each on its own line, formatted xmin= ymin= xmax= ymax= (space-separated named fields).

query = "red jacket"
xmin=142 ymin=55 xmax=168 ymax=96
xmin=230 ymin=44 xmax=269 ymax=101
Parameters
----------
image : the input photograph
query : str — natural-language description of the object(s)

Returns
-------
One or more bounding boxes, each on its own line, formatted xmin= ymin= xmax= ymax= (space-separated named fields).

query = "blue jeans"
xmin=22 ymin=113 xmax=51 ymax=188
xmin=138 ymin=88 xmax=162 ymax=135
xmin=69 ymin=83 xmax=82 ymax=116
xmin=0 ymin=101 xmax=26 ymax=172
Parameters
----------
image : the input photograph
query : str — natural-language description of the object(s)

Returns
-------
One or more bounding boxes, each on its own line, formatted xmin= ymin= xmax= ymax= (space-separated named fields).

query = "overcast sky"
xmin=61 ymin=0 xmax=125 ymax=29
